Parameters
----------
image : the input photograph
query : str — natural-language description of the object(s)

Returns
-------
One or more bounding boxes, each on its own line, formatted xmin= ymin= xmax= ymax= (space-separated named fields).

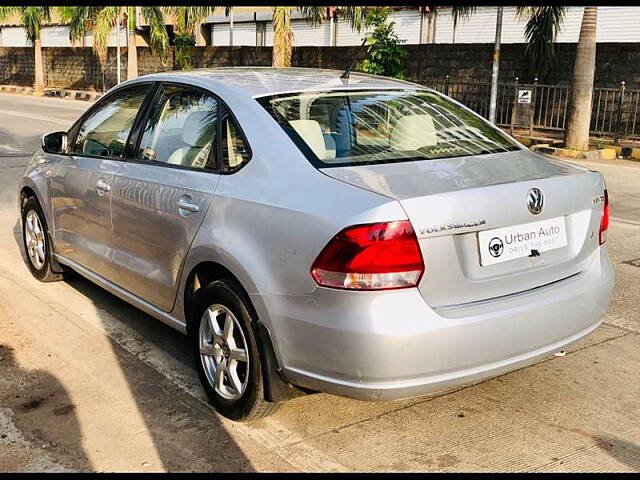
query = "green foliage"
xmin=165 ymin=7 xmax=218 ymax=70
xmin=358 ymin=8 xmax=407 ymax=79
xmin=516 ymin=7 xmax=567 ymax=76
xmin=451 ymin=6 xmax=477 ymax=29
xmin=0 ymin=6 xmax=51 ymax=42
xmin=174 ymin=33 xmax=195 ymax=70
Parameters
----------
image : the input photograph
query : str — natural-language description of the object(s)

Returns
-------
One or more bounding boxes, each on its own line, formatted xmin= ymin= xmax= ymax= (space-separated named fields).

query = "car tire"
xmin=189 ymin=279 xmax=280 ymax=422
xmin=21 ymin=196 xmax=64 ymax=283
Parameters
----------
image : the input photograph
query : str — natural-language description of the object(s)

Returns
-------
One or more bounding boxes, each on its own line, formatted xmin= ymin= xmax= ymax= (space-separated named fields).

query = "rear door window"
xmin=136 ymin=85 xmax=218 ymax=170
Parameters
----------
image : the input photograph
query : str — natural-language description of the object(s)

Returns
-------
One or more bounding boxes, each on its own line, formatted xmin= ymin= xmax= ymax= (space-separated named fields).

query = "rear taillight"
xmin=311 ymin=220 xmax=425 ymax=290
xmin=599 ymin=189 xmax=609 ymax=245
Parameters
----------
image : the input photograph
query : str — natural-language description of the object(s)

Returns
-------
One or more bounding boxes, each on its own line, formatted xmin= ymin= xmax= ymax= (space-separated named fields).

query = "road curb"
xmin=0 ymin=84 xmax=101 ymax=102
xmin=531 ymin=144 xmax=639 ymax=162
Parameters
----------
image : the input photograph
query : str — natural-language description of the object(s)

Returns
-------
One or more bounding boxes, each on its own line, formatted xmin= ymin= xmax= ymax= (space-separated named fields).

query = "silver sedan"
xmin=18 ymin=68 xmax=614 ymax=421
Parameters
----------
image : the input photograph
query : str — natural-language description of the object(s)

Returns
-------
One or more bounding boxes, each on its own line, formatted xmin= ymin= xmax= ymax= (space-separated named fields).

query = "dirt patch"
xmin=0 ymin=312 xmax=90 ymax=472
xmin=19 ymin=398 xmax=45 ymax=412
xmin=53 ymin=404 xmax=75 ymax=416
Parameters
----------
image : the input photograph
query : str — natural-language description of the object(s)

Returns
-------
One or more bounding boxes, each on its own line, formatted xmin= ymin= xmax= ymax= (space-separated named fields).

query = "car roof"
xmin=137 ymin=67 xmax=424 ymax=98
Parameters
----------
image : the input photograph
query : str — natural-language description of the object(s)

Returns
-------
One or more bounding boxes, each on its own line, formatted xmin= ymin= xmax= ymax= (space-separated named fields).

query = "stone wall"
xmin=1 ymin=43 xmax=639 ymax=91
xmin=0 ymin=47 xmax=34 ymax=86
xmin=401 ymin=43 xmax=640 ymax=87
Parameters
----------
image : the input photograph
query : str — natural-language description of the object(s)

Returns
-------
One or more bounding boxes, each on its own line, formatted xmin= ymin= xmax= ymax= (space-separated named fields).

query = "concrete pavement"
xmin=0 ymin=93 xmax=639 ymax=472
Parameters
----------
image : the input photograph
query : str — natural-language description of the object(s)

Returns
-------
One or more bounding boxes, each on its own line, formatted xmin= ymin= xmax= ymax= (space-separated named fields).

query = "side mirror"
xmin=42 ymin=131 xmax=67 ymax=154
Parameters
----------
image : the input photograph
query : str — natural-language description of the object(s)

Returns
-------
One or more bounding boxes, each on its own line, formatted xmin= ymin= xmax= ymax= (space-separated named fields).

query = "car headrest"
xmin=289 ymin=119 xmax=327 ymax=159
xmin=390 ymin=114 xmax=437 ymax=151
xmin=182 ymin=111 xmax=213 ymax=148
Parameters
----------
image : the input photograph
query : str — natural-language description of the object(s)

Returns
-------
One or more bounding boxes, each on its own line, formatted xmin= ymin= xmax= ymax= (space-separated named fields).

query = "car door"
xmin=49 ymin=83 xmax=153 ymax=281
xmin=108 ymin=83 xmax=222 ymax=312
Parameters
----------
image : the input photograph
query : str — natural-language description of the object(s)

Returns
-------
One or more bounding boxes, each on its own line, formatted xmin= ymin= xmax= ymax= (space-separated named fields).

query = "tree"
xmin=564 ymin=7 xmax=597 ymax=150
xmin=359 ymin=8 xmax=407 ymax=79
xmin=271 ymin=7 xmax=368 ymax=68
xmin=449 ymin=6 xmax=597 ymax=149
xmin=516 ymin=7 xmax=567 ymax=76
xmin=62 ymin=6 xmax=169 ymax=80
xmin=0 ymin=6 xmax=51 ymax=93
xmin=516 ymin=7 xmax=598 ymax=149
xmin=451 ymin=6 xmax=476 ymax=43
xmin=58 ymin=6 xmax=98 ymax=47
xmin=164 ymin=7 xmax=220 ymax=69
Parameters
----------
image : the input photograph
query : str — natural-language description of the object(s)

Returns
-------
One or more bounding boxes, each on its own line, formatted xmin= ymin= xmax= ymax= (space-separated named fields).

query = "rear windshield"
xmin=258 ymin=89 xmax=520 ymax=168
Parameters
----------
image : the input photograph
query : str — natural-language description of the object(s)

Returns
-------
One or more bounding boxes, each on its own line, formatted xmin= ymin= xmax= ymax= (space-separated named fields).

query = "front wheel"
xmin=189 ymin=279 xmax=279 ymax=422
xmin=21 ymin=196 xmax=63 ymax=282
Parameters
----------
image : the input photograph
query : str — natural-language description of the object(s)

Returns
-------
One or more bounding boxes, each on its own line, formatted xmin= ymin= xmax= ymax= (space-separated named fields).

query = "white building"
xmin=205 ymin=6 xmax=640 ymax=47
xmin=1 ymin=6 xmax=638 ymax=48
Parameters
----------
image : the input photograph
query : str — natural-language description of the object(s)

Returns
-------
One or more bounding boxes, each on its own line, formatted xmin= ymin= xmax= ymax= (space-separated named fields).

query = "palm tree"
xmin=516 ymin=7 xmax=567 ymax=76
xmin=164 ymin=6 xmax=221 ymax=69
xmin=451 ymin=6 xmax=476 ymax=43
xmin=564 ymin=7 xmax=597 ymax=150
xmin=0 ymin=6 xmax=51 ymax=93
xmin=271 ymin=7 xmax=369 ymax=68
xmin=58 ymin=6 xmax=98 ymax=47
xmin=450 ymin=7 xmax=597 ymax=149
xmin=62 ymin=6 xmax=169 ymax=80
xmin=516 ymin=7 xmax=599 ymax=149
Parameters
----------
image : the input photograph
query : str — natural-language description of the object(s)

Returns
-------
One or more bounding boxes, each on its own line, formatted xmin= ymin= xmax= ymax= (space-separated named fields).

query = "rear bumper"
xmin=257 ymin=247 xmax=614 ymax=401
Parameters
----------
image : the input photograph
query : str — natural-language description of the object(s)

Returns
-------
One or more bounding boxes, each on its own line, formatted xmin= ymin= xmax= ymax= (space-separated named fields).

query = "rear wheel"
xmin=21 ymin=196 xmax=63 ymax=282
xmin=189 ymin=279 xmax=279 ymax=421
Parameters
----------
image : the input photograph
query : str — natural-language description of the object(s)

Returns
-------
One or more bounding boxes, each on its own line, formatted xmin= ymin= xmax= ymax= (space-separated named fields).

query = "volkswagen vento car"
xmin=19 ymin=68 xmax=614 ymax=421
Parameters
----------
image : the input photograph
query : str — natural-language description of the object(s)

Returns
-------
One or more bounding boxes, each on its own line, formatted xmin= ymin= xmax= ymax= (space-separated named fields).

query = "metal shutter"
xmin=41 ymin=26 xmax=71 ymax=47
xmin=1 ymin=27 xmax=29 ymax=47
xmin=233 ymin=22 xmax=257 ymax=46
xmin=336 ymin=19 xmax=372 ymax=46
xmin=212 ymin=23 xmax=229 ymax=46
xmin=388 ymin=10 xmax=422 ymax=45
xmin=291 ymin=19 xmax=331 ymax=46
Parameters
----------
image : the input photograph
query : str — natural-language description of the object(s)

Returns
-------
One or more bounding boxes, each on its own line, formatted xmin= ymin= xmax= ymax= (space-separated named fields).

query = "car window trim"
xmin=124 ymin=81 xmax=224 ymax=174
xmin=65 ymin=81 xmax=157 ymax=162
xmin=123 ymin=80 xmax=253 ymax=175
xmin=123 ymin=81 xmax=162 ymax=159
xmin=123 ymin=81 xmax=226 ymax=174
xmin=64 ymin=79 xmax=254 ymax=174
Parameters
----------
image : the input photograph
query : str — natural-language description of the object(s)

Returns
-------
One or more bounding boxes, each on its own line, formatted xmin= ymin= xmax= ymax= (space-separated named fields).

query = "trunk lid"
xmin=321 ymin=149 xmax=606 ymax=307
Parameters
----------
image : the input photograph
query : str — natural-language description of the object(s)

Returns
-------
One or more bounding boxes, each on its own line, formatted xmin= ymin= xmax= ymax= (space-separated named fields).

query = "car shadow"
xmin=11 ymin=219 xmax=256 ymax=472
xmin=0 ymin=344 xmax=92 ymax=472
xmin=592 ymin=434 xmax=640 ymax=472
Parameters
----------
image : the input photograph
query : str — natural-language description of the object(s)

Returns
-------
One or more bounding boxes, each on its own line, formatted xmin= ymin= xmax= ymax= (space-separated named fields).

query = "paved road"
xmin=1 ymin=92 xmax=639 ymax=472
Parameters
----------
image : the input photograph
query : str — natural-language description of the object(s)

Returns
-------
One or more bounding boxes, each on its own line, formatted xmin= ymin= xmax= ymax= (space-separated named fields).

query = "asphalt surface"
xmin=1 ymin=92 xmax=639 ymax=472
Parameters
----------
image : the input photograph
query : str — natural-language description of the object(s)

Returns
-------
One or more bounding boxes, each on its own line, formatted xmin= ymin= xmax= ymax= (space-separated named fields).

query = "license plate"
xmin=478 ymin=217 xmax=568 ymax=266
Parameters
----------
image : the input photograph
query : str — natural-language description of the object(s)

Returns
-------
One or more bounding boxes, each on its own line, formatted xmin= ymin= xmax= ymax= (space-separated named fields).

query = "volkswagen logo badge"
xmin=527 ymin=188 xmax=544 ymax=215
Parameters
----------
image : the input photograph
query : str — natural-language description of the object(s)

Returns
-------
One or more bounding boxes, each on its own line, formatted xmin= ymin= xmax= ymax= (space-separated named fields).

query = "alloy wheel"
xmin=24 ymin=210 xmax=45 ymax=270
xmin=199 ymin=304 xmax=250 ymax=400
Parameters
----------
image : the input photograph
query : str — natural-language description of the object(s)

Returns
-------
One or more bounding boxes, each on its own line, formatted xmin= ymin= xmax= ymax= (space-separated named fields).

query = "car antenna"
xmin=341 ymin=36 xmax=368 ymax=80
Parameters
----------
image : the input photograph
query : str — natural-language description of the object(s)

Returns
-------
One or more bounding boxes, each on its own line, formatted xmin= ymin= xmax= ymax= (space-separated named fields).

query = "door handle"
xmin=177 ymin=197 xmax=200 ymax=215
xmin=96 ymin=179 xmax=111 ymax=195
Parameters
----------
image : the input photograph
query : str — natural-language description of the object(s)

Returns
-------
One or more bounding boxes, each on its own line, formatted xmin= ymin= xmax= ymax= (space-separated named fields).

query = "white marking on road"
xmin=0 ymin=109 xmax=70 ymax=125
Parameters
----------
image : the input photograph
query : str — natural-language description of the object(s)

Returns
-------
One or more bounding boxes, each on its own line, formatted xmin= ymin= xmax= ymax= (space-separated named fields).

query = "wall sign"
xmin=518 ymin=89 xmax=532 ymax=104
